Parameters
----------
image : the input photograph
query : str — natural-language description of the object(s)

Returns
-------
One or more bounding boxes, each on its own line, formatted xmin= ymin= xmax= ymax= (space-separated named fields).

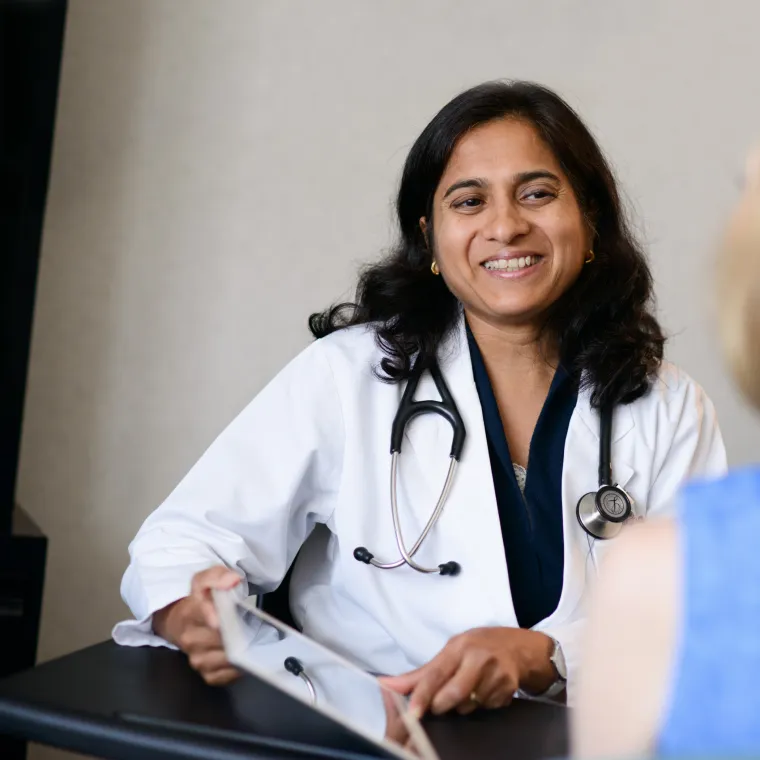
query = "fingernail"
xmin=409 ymin=705 xmax=423 ymax=720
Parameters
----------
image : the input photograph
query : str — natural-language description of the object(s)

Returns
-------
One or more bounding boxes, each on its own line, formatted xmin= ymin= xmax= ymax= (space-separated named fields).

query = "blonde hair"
xmin=719 ymin=147 xmax=760 ymax=409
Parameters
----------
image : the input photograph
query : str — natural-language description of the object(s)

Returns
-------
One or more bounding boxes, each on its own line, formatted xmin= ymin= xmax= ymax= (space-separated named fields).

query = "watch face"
xmin=596 ymin=485 xmax=631 ymax=523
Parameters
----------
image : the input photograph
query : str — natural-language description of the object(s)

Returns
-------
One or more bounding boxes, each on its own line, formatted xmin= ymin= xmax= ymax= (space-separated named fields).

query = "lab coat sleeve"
xmin=539 ymin=617 xmax=584 ymax=705
xmin=112 ymin=340 xmax=345 ymax=647
xmin=646 ymin=374 xmax=728 ymax=518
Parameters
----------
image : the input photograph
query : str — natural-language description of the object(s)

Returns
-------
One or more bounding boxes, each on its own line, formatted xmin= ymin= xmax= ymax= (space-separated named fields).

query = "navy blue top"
xmin=466 ymin=327 xmax=577 ymax=629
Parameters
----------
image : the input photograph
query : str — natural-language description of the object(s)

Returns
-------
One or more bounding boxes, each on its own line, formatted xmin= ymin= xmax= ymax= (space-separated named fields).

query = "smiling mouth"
xmin=482 ymin=255 xmax=541 ymax=272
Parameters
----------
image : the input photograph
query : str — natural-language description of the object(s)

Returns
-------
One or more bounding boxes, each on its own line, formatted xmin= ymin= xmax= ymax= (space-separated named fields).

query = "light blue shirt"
xmin=659 ymin=466 xmax=760 ymax=755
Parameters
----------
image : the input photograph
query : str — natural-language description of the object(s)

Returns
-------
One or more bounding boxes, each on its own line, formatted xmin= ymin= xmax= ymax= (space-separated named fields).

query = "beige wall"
xmin=17 ymin=1 xmax=760 ymax=757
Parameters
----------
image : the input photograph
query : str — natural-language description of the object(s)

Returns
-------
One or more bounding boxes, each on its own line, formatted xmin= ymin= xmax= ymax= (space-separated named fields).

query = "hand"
xmin=381 ymin=627 xmax=555 ymax=717
xmin=380 ymin=685 xmax=411 ymax=746
xmin=152 ymin=565 xmax=242 ymax=686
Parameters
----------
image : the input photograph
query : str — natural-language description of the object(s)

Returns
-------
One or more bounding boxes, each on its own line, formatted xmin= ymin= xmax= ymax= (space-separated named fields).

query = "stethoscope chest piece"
xmin=576 ymin=484 xmax=633 ymax=541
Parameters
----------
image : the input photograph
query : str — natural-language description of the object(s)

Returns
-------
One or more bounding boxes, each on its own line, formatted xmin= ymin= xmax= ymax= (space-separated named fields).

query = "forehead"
xmin=438 ymin=118 xmax=563 ymax=188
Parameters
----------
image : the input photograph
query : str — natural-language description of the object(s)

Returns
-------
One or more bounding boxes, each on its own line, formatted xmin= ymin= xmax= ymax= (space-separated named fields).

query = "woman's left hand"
xmin=380 ymin=627 xmax=556 ymax=717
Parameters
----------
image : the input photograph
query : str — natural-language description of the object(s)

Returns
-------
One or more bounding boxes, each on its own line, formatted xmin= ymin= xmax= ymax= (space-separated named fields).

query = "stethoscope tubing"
xmin=354 ymin=358 xmax=632 ymax=575
xmin=365 ymin=453 xmax=458 ymax=572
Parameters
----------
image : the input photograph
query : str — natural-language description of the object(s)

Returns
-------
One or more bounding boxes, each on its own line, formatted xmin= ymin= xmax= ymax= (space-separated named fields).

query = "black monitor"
xmin=0 ymin=0 xmax=67 ymax=534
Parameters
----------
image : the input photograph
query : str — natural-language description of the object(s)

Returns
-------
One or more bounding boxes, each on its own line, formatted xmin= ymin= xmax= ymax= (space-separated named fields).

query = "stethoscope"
xmin=575 ymin=403 xmax=634 ymax=540
xmin=353 ymin=358 xmax=633 ymax=576
xmin=284 ymin=656 xmax=317 ymax=704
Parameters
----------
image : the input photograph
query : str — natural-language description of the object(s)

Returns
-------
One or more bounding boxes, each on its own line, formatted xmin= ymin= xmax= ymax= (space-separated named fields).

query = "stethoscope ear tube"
xmin=361 ymin=361 xmax=635 ymax=573
xmin=390 ymin=358 xmax=466 ymax=460
xmin=284 ymin=657 xmax=317 ymax=704
xmin=357 ymin=357 xmax=466 ymax=575
xmin=353 ymin=453 xmax=462 ymax=574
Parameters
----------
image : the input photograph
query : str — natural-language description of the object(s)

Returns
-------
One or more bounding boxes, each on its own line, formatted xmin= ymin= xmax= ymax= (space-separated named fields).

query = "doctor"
xmin=114 ymin=80 xmax=726 ymax=715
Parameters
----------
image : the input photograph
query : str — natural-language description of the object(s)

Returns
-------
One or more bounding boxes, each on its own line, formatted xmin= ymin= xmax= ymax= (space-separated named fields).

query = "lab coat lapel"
xmin=402 ymin=318 xmax=517 ymax=627
xmin=549 ymin=388 xmax=636 ymax=627
xmin=573 ymin=390 xmax=635 ymax=489
xmin=398 ymin=325 xmax=643 ymax=632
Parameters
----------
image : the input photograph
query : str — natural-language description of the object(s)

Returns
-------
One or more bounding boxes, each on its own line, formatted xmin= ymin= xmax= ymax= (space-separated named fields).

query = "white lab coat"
xmin=113 ymin=318 xmax=727 ymax=701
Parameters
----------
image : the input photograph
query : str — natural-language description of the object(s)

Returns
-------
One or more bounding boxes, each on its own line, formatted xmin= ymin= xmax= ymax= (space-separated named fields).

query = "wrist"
xmin=517 ymin=630 xmax=557 ymax=694
xmin=152 ymin=598 xmax=185 ymax=643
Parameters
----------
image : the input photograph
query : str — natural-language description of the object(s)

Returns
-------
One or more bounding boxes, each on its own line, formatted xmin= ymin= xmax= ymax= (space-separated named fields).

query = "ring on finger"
xmin=469 ymin=691 xmax=481 ymax=705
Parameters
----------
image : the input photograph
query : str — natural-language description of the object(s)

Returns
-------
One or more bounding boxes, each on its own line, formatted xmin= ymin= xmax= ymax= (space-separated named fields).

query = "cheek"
xmin=548 ymin=217 xmax=588 ymax=265
xmin=433 ymin=217 xmax=478 ymax=263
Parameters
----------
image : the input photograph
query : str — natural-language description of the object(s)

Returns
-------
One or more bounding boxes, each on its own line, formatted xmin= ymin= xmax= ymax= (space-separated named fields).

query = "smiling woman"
xmin=425 ymin=121 xmax=590 ymax=359
xmin=115 ymin=81 xmax=726 ymax=722
xmin=310 ymin=81 xmax=664 ymax=412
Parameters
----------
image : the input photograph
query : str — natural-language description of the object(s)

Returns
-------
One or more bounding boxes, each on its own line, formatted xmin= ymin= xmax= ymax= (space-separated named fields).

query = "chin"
xmin=478 ymin=297 xmax=548 ymax=324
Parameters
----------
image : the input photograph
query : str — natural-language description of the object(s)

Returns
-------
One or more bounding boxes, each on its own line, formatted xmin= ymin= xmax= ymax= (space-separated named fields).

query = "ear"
xmin=419 ymin=217 xmax=429 ymax=248
xmin=583 ymin=216 xmax=598 ymax=254
xmin=583 ymin=203 xmax=599 ymax=245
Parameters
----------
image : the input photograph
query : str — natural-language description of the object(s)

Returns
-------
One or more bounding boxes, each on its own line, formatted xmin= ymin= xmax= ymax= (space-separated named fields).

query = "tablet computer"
xmin=213 ymin=589 xmax=439 ymax=760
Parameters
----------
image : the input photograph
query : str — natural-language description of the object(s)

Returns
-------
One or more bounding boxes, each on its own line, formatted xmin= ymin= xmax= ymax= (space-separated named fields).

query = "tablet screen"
xmin=213 ymin=589 xmax=439 ymax=760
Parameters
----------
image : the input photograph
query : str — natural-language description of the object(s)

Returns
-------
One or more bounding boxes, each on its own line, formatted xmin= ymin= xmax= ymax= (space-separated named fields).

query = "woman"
xmin=113 ymin=81 xmax=726 ymax=716
xmin=573 ymin=147 xmax=760 ymax=756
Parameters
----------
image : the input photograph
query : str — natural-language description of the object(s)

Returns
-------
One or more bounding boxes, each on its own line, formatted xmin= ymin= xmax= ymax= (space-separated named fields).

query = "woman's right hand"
xmin=152 ymin=565 xmax=242 ymax=685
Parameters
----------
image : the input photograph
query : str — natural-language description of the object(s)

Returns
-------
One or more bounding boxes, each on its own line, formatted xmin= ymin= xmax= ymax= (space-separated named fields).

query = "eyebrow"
xmin=442 ymin=178 xmax=486 ymax=199
xmin=441 ymin=170 xmax=561 ymax=199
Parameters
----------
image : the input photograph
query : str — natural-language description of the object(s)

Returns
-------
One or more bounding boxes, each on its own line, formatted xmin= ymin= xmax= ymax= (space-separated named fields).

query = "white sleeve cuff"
xmin=112 ymin=614 xmax=179 ymax=649
xmin=113 ymin=561 xmax=246 ymax=649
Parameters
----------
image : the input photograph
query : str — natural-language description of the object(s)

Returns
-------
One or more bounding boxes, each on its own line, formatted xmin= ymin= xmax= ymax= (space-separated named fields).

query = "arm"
xmin=112 ymin=340 xmax=345 ymax=647
xmin=572 ymin=520 xmax=680 ymax=758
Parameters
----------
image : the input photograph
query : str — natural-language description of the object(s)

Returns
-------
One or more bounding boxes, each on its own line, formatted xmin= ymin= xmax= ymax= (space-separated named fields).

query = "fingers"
xmin=183 ymin=622 xmax=240 ymax=685
xmin=397 ymin=631 xmax=523 ymax=717
xmin=456 ymin=699 xmax=479 ymax=716
xmin=166 ymin=566 xmax=243 ymax=687
xmin=178 ymin=620 xmax=239 ymax=685
xmin=190 ymin=566 xmax=241 ymax=629
xmin=431 ymin=653 xmax=487 ymax=715
xmin=188 ymin=648 xmax=230 ymax=674
xmin=406 ymin=656 xmax=458 ymax=718
xmin=177 ymin=624 xmax=223 ymax=654
xmin=477 ymin=665 xmax=517 ymax=711
xmin=442 ymin=657 xmax=516 ymax=715
xmin=203 ymin=667 xmax=241 ymax=686
xmin=379 ymin=669 xmax=424 ymax=696
xmin=190 ymin=565 xmax=242 ymax=596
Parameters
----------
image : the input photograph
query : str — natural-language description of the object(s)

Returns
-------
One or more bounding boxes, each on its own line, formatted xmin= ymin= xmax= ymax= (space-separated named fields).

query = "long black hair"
xmin=309 ymin=80 xmax=664 ymax=408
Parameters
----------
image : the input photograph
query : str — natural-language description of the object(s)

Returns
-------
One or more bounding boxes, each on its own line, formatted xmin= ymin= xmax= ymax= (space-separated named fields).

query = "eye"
xmin=521 ymin=187 xmax=557 ymax=203
xmin=452 ymin=197 xmax=483 ymax=210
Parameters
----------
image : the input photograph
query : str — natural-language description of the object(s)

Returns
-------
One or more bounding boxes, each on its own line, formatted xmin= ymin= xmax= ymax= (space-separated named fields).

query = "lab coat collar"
xmin=404 ymin=315 xmax=637 ymax=486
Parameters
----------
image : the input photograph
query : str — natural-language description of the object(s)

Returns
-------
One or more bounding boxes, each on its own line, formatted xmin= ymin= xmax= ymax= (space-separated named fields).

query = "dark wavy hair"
xmin=309 ymin=80 xmax=664 ymax=408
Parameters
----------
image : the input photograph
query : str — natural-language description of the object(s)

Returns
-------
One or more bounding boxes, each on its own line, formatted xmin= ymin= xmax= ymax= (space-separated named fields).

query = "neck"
xmin=465 ymin=310 xmax=559 ymax=380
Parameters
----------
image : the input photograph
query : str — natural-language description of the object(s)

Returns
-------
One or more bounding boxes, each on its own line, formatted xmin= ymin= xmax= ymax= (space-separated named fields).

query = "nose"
xmin=482 ymin=199 xmax=531 ymax=244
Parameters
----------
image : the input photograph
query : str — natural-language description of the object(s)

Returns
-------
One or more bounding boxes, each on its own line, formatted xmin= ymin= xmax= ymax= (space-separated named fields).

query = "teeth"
xmin=483 ymin=255 xmax=538 ymax=271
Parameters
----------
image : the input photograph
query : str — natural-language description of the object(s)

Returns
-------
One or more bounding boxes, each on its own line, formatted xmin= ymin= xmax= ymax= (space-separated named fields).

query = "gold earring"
xmin=431 ymin=260 xmax=440 ymax=275
xmin=585 ymin=250 xmax=595 ymax=264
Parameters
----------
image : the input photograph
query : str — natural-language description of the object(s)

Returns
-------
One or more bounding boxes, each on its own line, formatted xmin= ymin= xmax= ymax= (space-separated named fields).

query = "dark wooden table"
xmin=0 ymin=641 xmax=568 ymax=760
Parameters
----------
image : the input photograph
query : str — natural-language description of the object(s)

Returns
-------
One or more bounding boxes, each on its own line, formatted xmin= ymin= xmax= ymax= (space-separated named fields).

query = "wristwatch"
xmin=516 ymin=635 xmax=567 ymax=700
xmin=543 ymin=635 xmax=567 ymax=698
